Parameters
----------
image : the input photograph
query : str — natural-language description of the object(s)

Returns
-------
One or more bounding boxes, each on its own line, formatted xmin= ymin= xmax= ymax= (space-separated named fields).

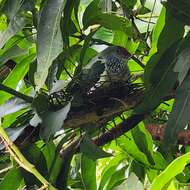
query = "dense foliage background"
xmin=0 ymin=0 xmax=190 ymax=189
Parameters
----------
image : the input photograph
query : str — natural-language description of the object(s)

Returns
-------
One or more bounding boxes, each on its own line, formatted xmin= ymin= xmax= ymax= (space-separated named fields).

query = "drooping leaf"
xmin=35 ymin=0 xmax=66 ymax=91
xmin=40 ymin=102 xmax=71 ymax=141
xmin=81 ymin=154 xmax=97 ymax=190
xmin=129 ymin=160 xmax=145 ymax=182
xmin=164 ymin=73 xmax=190 ymax=146
xmin=0 ymin=167 xmax=23 ymax=190
xmin=98 ymin=154 xmax=125 ymax=190
xmin=80 ymin=135 xmax=111 ymax=160
xmin=150 ymin=152 xmax=190 ymax=190
xmin=173 ymin=33 xmax=190 ymax=84
xmin=131 ymin=124 xmax=154 ymax=165
xmin=0 ymin=14 xmax=7 ymax=31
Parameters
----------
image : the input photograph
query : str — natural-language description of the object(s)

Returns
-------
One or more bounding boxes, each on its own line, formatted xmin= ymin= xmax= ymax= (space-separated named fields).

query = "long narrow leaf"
xmin=164 ymin=73 xmax=190 ymax=145
xmin=151 ymin=152 xmax=190 ymax=190
xmin=35 ymin=0 xmax=65 ymax=91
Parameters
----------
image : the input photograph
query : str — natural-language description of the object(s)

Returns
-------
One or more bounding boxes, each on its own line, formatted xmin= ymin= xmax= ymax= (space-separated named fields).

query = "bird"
xmin=82 ymin=46 xmax=132 ymax=89
xmin=49 ymin=46 xmax=133 ymax=108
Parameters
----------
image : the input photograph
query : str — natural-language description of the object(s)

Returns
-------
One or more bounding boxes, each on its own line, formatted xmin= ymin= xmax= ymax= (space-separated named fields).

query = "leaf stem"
xmin=0 ymin=83 xmax=33 ymax=103
xmin=0 ymin=122 xmax=57 ymax=190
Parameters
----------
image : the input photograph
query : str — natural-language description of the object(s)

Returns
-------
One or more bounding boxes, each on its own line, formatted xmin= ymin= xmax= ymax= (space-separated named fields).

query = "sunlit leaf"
xmin=0 ymin=54 xmax=35 ymax=104
xmin=81 ymin=154 xmax=97 ymax=190
xmin=0 ymin=167 xmax=23 ymax=190
xmin=0 ymin=16 xmax=26 ymax=49
xmin=0 ymin=45 xmax=28 ymax=66
xmin=151 ymin=152 xmax=190 ymax=190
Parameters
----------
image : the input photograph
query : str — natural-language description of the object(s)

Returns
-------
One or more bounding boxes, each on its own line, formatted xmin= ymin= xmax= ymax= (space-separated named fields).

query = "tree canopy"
xmin=0 ymin=0 xmax=190 ymax=189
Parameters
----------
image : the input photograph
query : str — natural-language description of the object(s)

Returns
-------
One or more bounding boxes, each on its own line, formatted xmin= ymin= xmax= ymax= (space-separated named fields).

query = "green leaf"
xmin=104 ymin=166 xmax=126 ymax=190
xmin=0 ymin=167 xmax=23 ymax=190
xmin=173 ymin=34 xmax=190 ymax=84
xmin=98 ymin=154 xmax=126 ymax=190
xmin=21 ymin=144 xmax=48 ymax=186
xmin=135 ymin=5 xmax=185 ymax=113
xmin=135 ymin=42 xmax=180 ymax=113
xmin=118 ymin=132 xmax=150 ymax=165
xmin=40 ymin=102 xmax=71 ymax=141
xmin=0 ymin=14 xmax=7 ymax=31
xmin=0 ymin=45 xmax=28 ymax=66
xmin=131 ymin=124 xmax=154 ymax=165
xmin=98 ymin=165 xmax=117 ymax=190
xmin=81 ymin=154 xmax=97 ymax=190
xmin=144 ymin=5 xmax=184 ymax=87
xmin=150 ymin=152 xmax=190 ymax=190
xmin=129 ymin=160 xmax=145 ymax=181
xmin=61 ymin=0 xmax=76 ymax=45
xmin=35 ymin=0 xmax=65 ymax=91
xmin=55 ymin=151 xmax=72 ymax=190
xmin=83 ymin=0 xmax=132 ymax=35
xmin=168 ymin=0 xmax=190 ymax=25
xmin=0 ymin=54 xmax=35 ymax=104
xmin=164 ymin=73 xmax=190 ymax=146
xmin=80 ymin=135 xmax=111 ymax=160
xmin=0 ymin=16 xmax=26 ymax=49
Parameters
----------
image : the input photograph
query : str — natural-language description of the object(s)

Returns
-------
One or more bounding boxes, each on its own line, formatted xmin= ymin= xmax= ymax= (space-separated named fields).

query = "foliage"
xmin=0 ymin=0 xmax=189 ymax=189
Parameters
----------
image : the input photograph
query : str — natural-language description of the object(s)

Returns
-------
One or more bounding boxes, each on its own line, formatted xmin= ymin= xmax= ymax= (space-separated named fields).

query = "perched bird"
xmin=49 ymin=46 xmax=133 ymax=108
xmin=83 ymin=46 xmax=132 ymax=88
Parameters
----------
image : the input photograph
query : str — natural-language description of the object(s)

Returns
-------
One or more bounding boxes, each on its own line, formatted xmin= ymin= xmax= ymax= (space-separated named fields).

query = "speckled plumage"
xmin=95 ymin=46 xmax=131 ymax=83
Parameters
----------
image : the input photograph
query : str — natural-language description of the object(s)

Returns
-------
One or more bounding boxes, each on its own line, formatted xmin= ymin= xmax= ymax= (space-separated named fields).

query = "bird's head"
xmin=115 ymin=46 xmax=130 ymax=58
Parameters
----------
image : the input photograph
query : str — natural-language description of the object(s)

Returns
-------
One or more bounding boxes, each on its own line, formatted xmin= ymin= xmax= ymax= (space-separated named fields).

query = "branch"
xmin=94 ymin=113 xmax=146 ymax=146
xmin=64 ymin=90 xmax=144 ymax=129
xmin=60 ymin=113 xmax=146 ymax=157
